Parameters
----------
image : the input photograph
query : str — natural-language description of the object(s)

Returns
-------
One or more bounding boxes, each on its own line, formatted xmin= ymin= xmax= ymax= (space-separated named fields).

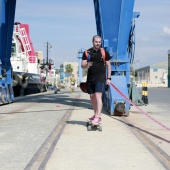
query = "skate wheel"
xmin=87 ymin=125 xmax=92 ymax=131
xmin=86 ymin=122 xmax=90 ymax=126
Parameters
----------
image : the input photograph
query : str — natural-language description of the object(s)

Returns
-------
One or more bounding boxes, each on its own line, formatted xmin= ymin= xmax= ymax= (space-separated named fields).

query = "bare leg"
xmin=90 ymin=93 xmax=103 ymax=118
xmin=90 ymin=94 xmax=97 ymax=115
xmin=71 ymin=86 xmax=74 ymax=93
xmin=94 ymin=92 xmax=103 ymax=118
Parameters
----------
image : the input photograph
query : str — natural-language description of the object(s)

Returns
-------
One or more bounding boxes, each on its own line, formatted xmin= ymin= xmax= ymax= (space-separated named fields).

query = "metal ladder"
xmin=17 ymin=27 xmax=30 ymax=71
xmin=20 ymin=27 xmax=32 ymax=54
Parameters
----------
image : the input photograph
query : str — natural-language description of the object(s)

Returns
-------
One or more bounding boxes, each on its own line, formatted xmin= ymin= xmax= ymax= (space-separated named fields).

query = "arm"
xmin=81 ymin=60 xmax=88 ymax=69
xmin=81 ymin=52 xmax=87 ymax=69
xmin=106 ymin=60 xmax=111 ymax=85
xmin=81 ymin=51 xmax=93 ymax=69
xmin=81 ymin=60 xmax=92 ymax=69
xmin=106 ymin=60 xmax=111 ymax=78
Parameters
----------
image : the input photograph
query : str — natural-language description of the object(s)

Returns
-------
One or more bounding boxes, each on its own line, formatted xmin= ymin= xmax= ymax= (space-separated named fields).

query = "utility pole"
xmin=39 ymin=41 xmax=54 ymax=88
xmin=45 ymin=42 xmax=54 ymax=82
xmin=46 ymin=41 xmax=49 ymax=77
xmin=46 ymin=41 xmax=49 ymax=65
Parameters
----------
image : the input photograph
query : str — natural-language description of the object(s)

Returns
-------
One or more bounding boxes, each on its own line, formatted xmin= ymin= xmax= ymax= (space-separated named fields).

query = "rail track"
xmin=121 ymin=116 xmax=170 ymax=170
xmin=23 ymin=93 xmax=81 ymax=170
xmin=0 ymin=91 xmax=80 ymax=170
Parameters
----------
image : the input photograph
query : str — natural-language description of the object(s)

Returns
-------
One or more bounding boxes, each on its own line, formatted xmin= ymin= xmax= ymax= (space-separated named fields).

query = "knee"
xmin=95 ymin=93 xmax=102 ymax=101
xmin=90 ymin=94 xmax=95 ymax=100
xmin=95 ymin=93 xmax=102 ymax=100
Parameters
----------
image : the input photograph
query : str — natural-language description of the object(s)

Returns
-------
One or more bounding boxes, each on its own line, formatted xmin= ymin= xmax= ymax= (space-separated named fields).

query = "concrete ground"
xmin=0 ymin=88 xmax=169 ymax=170
xmin=45 ymin=91 xmax=166 ymax=170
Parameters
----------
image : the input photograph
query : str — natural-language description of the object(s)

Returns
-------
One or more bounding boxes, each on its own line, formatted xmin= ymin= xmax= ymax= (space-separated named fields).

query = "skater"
xmin=81 ymin=35 xmax=111 ymax=125
xmin=70 ymin=73 xmax=76 ymax=93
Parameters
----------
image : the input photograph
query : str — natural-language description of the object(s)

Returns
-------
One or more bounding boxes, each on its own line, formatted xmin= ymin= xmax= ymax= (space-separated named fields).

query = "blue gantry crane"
xmin=94 ymin=0 xmax=139 ymax=115
xmin=94 ymin=0 xmax=140 ymax=116
xmin=78 ymin=0 xmax=140 ymax=116
xmin=94 ymin=0 xmax=139 ymax=116
xmin=0 ymin=0 xmax=16 ymax=104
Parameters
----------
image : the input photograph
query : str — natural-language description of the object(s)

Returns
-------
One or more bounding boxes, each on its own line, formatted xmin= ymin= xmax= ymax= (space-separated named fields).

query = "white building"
xmin=136 ymin=61 xmax=168 ymax=85
xmin=35 ymin=51 xmax=43 ymax=64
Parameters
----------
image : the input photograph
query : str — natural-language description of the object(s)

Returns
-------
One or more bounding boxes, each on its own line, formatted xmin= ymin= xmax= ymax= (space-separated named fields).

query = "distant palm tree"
xmin=65 ymin=64 xmax=73 ymax=76
xmin=55 ymin=69 xmax=59 ymax=74
xmin=82 ymin=68 xmax=87 ymax=77
xmin=60 ymin=64 xmax=64 ymax=68
xmin=130 ymin=65 xmax=136 ymax=77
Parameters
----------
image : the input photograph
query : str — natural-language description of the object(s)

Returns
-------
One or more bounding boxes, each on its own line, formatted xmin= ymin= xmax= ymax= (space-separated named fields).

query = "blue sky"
xmin=15 ymin=0 xmax=170 ymax=69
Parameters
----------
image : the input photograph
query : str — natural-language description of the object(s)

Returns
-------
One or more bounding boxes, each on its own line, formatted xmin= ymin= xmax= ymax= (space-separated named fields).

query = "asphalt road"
xmin=138 ymin=87 xmax=170 ymax=114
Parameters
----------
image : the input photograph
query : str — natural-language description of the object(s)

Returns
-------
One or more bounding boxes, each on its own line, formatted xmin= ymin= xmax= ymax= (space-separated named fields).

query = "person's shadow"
xmin=66 ymin=120 xmax=87 ymax=127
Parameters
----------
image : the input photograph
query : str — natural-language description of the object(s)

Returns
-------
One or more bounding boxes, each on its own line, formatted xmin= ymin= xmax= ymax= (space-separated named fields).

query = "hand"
xmin=87 ymin=62 xmax=92 ymax=68
xmin=106 ymin=79 xmax=111 ymax=85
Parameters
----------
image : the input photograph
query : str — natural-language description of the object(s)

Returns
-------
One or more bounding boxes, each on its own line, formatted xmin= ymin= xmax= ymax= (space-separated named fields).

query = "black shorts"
xmin=87 ymin=82 xmax=105 ymax=94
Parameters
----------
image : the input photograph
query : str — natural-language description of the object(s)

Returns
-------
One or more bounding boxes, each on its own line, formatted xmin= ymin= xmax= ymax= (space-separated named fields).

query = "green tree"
xmin=55 ymin=69 xmax=59 ymax=74
xmin=130 ymin=65 xmax=137 ymax=77
xmin=65 ymin=64 xmax=73 ymax=76
xmin=82 ymin=68 xmax=87 ymax=77
xmin=60 ymin=64 xmax=64 ymax=68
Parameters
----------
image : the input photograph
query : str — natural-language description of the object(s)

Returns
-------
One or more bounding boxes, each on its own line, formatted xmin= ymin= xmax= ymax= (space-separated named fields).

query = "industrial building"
xmin=136 ymin=61 xmax=168 ymax=85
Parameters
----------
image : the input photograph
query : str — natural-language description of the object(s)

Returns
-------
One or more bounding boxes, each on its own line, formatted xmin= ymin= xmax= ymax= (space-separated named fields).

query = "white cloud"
xmin=162 ymin=26 xmax=170 ymax=36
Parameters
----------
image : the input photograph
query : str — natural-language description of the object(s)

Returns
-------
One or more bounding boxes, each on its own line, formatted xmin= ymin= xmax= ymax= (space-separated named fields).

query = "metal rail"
xmin=22 ymin=94 xmax=81 ymax=170
xmin=121 ymin=116 xmax=170 ymax=170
